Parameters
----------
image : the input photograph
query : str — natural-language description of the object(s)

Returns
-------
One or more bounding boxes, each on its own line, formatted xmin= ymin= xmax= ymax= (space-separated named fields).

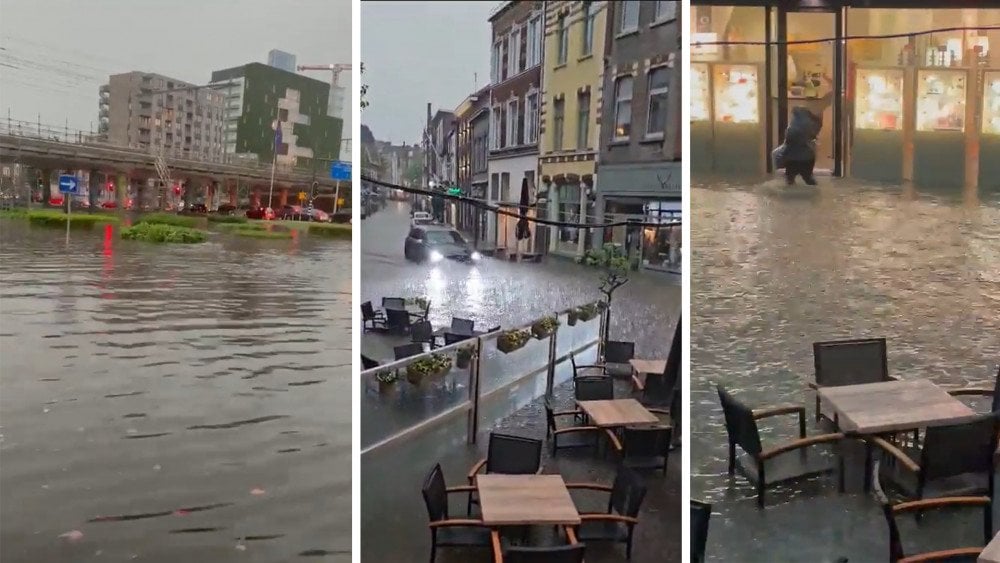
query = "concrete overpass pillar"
xmin=251 ymin=187 xmax=261 ymax=207
xmin=39 ymin=169 xmax=52 ymax=206
xmin=115 ymin=173 xmax=128 ymax=210
xmin=279 ymin=187 xmax=289 ymax=207
xmin=205 ymin=182 xmax=215 ymax=210
xmin=88 ymin=169 xmax=101 ymax=211
xmin=228 ymin=181 xmax=238 ymax=206
xmin=182 ymin=180 xmax=194 ymax=209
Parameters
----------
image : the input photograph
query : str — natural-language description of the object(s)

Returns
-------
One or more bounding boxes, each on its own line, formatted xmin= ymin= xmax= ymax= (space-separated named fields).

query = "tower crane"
xmin=297 ymin=63 xmax=351 ymax=121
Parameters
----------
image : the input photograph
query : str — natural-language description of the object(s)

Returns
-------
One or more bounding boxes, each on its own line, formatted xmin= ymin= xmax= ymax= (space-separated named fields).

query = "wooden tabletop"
xmin=818 ymin=379 xmax=975 ymax=434
xmin=980 ymin=531 xmax=1000 ymax=563
xmin=476 ymin=474 xmax=580 ymax=526
xmin=630 ymin=359 xmax=666 ymax=375
xmin=578 ymin=399 xmax=660 ymax=427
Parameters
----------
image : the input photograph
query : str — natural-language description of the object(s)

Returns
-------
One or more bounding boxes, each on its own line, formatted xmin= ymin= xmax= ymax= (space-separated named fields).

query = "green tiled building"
xmin=210 ymin=62 xmax=342 ymax=171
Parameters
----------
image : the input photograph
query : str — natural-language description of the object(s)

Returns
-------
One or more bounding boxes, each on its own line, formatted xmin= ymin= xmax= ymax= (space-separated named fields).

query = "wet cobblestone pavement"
xmin=361 ymin=203 xmax=681 ymax=562
xmin=691 ymin=178 xmax=1000 ymax=562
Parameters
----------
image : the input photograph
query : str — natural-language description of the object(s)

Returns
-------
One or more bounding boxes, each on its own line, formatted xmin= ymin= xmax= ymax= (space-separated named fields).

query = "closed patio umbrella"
xmin=516 ymin=177 xmax=530 ymax=241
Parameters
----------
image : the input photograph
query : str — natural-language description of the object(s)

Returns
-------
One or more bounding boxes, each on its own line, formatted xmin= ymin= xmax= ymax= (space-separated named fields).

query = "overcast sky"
xmin=0 ymin=0 xmax=352 ymax=139
xmin=361 ymin=0 xmax=496 ymax=145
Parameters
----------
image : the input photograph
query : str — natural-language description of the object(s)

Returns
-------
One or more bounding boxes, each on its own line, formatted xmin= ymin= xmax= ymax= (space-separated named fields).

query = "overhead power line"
xmin=693 ymin=24 xmax=1000 ymax=47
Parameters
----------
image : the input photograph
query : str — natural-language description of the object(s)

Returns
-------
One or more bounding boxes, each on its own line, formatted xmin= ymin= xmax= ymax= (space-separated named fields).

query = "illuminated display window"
xmin=712 ymin=64 xmax=759 ymax=124
xmin=691 ymin=63 xmax=710 ymax=122
xmin=916 ymin=69 xmax=966 ymax=133
xmin=854 ymin=68 xmax=904 ymax=131
xmin=983 ymin=71 xmax=1000 ymax=135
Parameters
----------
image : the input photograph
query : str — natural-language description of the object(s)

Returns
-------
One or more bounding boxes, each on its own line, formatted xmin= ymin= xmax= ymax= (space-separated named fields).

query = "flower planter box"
xmin=531 ymin=326 xmax=555 ymax=340
xmin=567 ymin=311 xmax=579 ymax=326
xmin=405 ymin=354 xmax=453 ymax=384
xmin=497 ymin=330 xmax=530 ymax=354
xmin=378 ymin=380 xmax=397 ymax=394
xmin=456 ymin=351 xmax=472 ymax=369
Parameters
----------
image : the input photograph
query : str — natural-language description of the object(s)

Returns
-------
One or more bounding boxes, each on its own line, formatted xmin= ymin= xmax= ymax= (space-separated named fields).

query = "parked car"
xmin=404 ymin=225 xmax=481 ymax=263
xmin=188 ymin=203 xmax=208 ymax=214
xmin=309 ymin=208 xmax=331 ymax=222
xmin=216 ymin=204 xmax=237 ymax=215
xmin=411 ymin=211 xmax=433 ymax=226
xmin=245 ymin=206 xmax=275 ymax=220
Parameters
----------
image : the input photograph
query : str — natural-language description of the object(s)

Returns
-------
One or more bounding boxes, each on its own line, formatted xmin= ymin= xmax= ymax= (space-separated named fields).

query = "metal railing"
xmin=359 ymin=302 xmax=604 ymax=454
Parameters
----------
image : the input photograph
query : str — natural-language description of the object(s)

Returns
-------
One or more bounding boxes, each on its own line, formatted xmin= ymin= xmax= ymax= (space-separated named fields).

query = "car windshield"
xmin=425 ymin=230 xmax=465 ymax=245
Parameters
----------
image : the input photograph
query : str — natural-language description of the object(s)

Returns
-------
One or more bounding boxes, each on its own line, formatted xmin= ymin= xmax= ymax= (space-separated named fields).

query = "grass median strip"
xmin=307 ymin=223 xmax=351 ymax=239
xmin=2 ymin=209 xmax=121 ymax=228
xmin=134 ymin=213 xmax=200 ymax=228
xmin=120 ymin=222 xmax=206 ymax=243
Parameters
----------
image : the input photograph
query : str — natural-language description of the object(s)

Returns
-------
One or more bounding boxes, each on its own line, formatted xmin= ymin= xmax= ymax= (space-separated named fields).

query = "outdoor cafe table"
xmin=629 ymin=359 xmax=666 ymax=391
xmin=476 ymin=474 xmax=581 ymax=526
xmin=980 ymin=532 xmax=1000 ymax=563
xmin=817 ymin=379 xmax=975 ymax=435
xmin=577 ymin=399 xmax=660 ymax=428
xmin=385 ymin=302 xmax=427 ymax=320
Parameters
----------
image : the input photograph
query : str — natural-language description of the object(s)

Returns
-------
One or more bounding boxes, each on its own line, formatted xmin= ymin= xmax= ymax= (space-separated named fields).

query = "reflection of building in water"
xmin=690 ymin=1 xmax=1000 ymax=195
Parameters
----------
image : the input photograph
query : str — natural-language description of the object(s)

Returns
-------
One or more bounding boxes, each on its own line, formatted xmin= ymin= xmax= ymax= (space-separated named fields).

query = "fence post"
xmin=467 ymin=337 xmax=482 ymax=445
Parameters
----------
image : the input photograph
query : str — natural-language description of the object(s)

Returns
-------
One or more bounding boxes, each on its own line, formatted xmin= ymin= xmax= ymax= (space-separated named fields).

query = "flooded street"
xmin=0 ymin=220 xmax=351 ymax=562
xmin=690 ymin=178 xmax=1000 ymax=561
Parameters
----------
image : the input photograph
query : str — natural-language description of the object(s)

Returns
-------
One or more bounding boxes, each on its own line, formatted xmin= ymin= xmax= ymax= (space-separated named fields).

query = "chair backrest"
xmin=690 ymin=500 xmax=711 ymax=563
xmin=813 ymin=338 xmax=889 ymax=388
xmin=608 ymin=467 xmax=647 ymax=518
xmin=716 ymin=385 xmax=763 ymax=458
xmin=604 ymin=340 xmax=635 ymax=364
xmin=394 ymin=343 xmax=424 ymax=360
xmin=622 ymin=426 xmax=672 ymax=460
xmin=386 ymin=308 xmax=411 ymax=331
xmin=361 ymin=354 xmax=379 ymax=370
xmin=421 ymin=463 xmax=449 ymax=523
xmin=444 ymin=332 xmax=470 ymax=345
xmin=574 ymin=376 xmax=614 ymax=402
xmin=920 ymin=411 xmax=1000 ymax=482
xmin=643 ymin=371 xmax=677 ymax=407
xmin=451 ymin=317 xmax=475 ymax=334
xmin=665 ymin=316 xmax=682 ymax=379
xmin=411 ymin=321 xmax=433 ymax=342
xmin=485 ymin=432 xmax=542 ymax=475
xmin=361 ymin=301 xmax=376 ymax=320
xmin=383 ymin=297 xmax=405 ymax=309
xmin=504 ymin=544 xmax=586 ymax=563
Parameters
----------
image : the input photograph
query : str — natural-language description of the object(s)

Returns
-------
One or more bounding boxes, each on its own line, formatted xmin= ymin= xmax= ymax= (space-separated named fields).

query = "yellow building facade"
xmin=539 ymin=0 xmax=607 ymax=257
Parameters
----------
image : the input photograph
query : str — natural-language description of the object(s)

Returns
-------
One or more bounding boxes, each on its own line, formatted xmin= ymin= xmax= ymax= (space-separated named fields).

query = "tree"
xmin=582 ymin=243 xmax=630 ymax=352
xmin=361 ymin=63 xmax=369 ymax=110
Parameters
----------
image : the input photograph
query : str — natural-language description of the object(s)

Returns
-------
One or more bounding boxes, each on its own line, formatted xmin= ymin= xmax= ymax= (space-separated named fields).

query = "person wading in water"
xmin=781 ymin=106 xmax=823 ymax=186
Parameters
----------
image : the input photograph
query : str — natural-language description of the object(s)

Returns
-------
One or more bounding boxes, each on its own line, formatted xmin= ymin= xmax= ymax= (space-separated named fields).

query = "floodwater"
xmin=0 ymin=219 xmax=351 ymax=562
xmin=690 ymin=177 xmax=1000 ymax=561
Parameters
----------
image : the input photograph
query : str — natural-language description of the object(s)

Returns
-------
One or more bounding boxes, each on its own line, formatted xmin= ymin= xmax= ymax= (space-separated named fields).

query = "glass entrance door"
xmin=784 ymin=11 xmax=838 ymax=173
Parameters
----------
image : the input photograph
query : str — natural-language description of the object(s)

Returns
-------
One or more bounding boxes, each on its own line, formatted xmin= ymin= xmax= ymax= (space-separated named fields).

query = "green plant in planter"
xmin=530 ymin=316 xmax=560 ymax=339
xmin=456 ymin=347 xmax=474 ymax=369
xmin=375 ymin=370 xmax=399 ymax=391
xmin=405 ymin=353 xmax=452 ymax=384
xmin=407 ymin=297 xmax=430 ymax=310
xmin=582 ymin=243 xmax=629 ymax=346
xmin=567 ymin=308 xmax=579 ymax=326
xmin=577 ymin=303 xmax=599 ymax=322
xmin=497 ymin=329 xmax=531 ymax=353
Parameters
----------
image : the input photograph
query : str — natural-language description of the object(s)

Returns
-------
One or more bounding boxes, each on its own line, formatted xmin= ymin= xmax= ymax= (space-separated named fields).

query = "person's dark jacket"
xmin=783 ymin=107 xmax=822 ymax=162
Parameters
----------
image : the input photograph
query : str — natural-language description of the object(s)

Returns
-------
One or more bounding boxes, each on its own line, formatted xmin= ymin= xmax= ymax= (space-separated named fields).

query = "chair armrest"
xmin=946 ymin=387 xmax=994 ymax=397
xmin=553 ymin=426 xmax=600 ymax=436
xmin=467 ymin=458 xmax=487 ymax=483
xmin=574 ymin=364 xmax=605 ymax=370
xmin=565 ymin=482 xmax=614 ymax=493
xmin=603 ymin=428 xmax=623 ymax=452
xmin=429 ymin=518 xmax=488 ymax=528
xmin=565 ymin=526 xmax=579 ymax=545
xmin=759 ymin=433 xmax=844 ymax=461
xmin=579 ymin=513 xmax=640 ymax=525
xmin=491 ymin=530 xmax=503 ymax=563
xmin=445 ymin=485 xmax=477 ymax=494
xmin=553 ymin=409 xmax=582 ymax=418
xmin=898 ymin=548 xmax=983 ymax=563
xmin=753 ymin=404 xmax=805 ymax=420
xmin=892 ymin=495 xmax=990 ymax=514
xmin=867 ymin=436 xmax=920 ymax=473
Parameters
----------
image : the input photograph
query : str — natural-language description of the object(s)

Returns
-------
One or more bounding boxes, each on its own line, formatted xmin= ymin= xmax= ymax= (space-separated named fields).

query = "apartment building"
xmin=454 ymin=85 xmax=491 ymax=238
xmin=488 ymin=0 xmax=545 ymax=249
xmin=99 ymin=71 xmax=225 ymax=161
xmin=539 ymin=0 xmax=608 ymax=259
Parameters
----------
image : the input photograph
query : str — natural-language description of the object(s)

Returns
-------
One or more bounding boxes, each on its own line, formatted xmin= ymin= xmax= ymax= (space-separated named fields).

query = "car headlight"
xmin=470 ymin=251 xmax=482 ymax=261
xmin=429 ymin=250 xmax=444 ymax=263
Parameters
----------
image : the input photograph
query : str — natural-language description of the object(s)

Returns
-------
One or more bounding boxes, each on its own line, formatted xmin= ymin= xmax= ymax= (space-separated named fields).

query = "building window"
xmin=557 ymin=14 xmax=568 ymax=65
xmin=527 ymin=13 xmax=542 ymax=68
xmin=500 ymin=172 xmax=510 ymax=202
xmin=647 ymin=66 xmax=669 ymax=136
xmin=510 ymin=26 xmax=522 ymax=74
xmin=620 ymin=0 xmax=639 ymax=33
xmin=491 ymin=106 xmax=503 ymax=149
xmin=577 ymin=91 xmax=590 ymax=149
xmin=501 ymin=37 xmax=509 ymax=80
xmin=525 ymin=91 xmax=539 ymax=144
xmin=500 ymin=105 xmax=507 ymax=147
xmin=613 ymin=76 xmax=634 ymax=139
xmin=552 ymin=98 xmax=565 ymax=151
xmin=490 ymin=173 xmax=500 ymax=200
xmin=491 ymin=41 xmax=501 ymax=83
xmin=507 ymin=98 xmax=520 ymax=146
xmin=654 ymin=1 xmax=677 ymax=22
xmin=581 ymin=1 xmax=596 ymax=56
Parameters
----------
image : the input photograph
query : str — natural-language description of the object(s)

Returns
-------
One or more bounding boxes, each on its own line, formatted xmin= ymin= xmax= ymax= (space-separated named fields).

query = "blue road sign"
xmin=58 ymin=175 xmax=79 ymax=194
xmin=330 ymin=161 xmax=351 ymax=181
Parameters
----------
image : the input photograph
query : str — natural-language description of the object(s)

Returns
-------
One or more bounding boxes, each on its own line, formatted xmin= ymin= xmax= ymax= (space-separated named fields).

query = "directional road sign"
xmin=58 ymin=175 xmax=79 ymax=194
xmin=330 ymin=161 xmax=351 ymax=181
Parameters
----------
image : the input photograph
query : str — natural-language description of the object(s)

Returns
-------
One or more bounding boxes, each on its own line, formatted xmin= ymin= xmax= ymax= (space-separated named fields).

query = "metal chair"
xmin=393 ymin=343 xmax=424 ymax=361
xmin=947 ymin=365 xmax=1000 ymax=413
xmin=444 ymin=332 xmax=471 ymax=345
xmin=872 ymin=460 xmax=989 ymax=563
xmin=568 ymin=466 xmax=647 ymax=560
xmin=361 ymin=354 xmax=379 ymax=370
xmin=382 ymin=296 xmax=406 ymax=309
xmin=606 ymin=425 xmax=673 ymax=475
xmin=810 ymin=337 xmax=891 ymax=423
xmin=867 ymin=411 xmax=1000 ymax=502
xmin=574 ymin=376 xmax=614 ymax=402
xmin=360 ymin=301 xmax=386 ymax=332
xmin=717 ymin=385 xmax=844 ymax=508
xmin=385 ymin=308 xmax=411 ymax=335
xmin=691 ymin=500 xmax=711 ymax=563
xmin=411 ymin=320 xmax=436 ymax=349
xmin=603 ymin=340 xmax=636 ymax=377
xmin=544 ymin=398 xmax=601 ymax=456
xmin=451 ymin=317 xmax=475 ymax=334
xmin=570 ymin=352 xmax=605 ymax=379
xmin=466 ymin=432 xmax=543 ymax=514
xmin=491 ymin=529 xmax=585 ymax=563
xmin=421 ymin=463 xmax=490 ymax=563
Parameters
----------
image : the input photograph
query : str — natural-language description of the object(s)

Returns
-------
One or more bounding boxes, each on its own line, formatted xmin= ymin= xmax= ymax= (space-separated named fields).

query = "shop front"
xmin=691 ymin=0 xmax=1000 ymax=195
xmin=541 ymin=166 xmax=597 ymax=260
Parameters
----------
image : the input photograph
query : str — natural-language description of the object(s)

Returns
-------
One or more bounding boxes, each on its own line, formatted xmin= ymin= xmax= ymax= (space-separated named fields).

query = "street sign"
xmin=330 ymin=161 xmax=351 ymax=181
xmin=58 ymin=175 xmax=79 ymax=194
xmin=298 ymin=191 xmax=307 ymax=202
